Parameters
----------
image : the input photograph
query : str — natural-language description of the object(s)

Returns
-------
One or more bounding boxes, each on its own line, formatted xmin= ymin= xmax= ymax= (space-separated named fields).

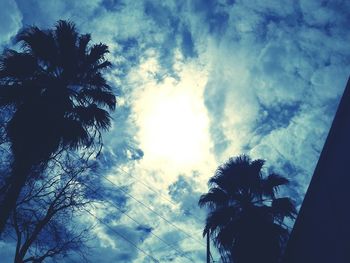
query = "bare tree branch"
xmin=7 ymin=153 xmax=96 ymax=263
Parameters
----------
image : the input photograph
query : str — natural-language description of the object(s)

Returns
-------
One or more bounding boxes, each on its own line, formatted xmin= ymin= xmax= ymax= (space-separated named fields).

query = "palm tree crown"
xmin=0 ymin=20 xmax=115 ymax=164
xmin=199 ymin=155 xmax=297 ymax=263
xmin=0 ymin=20 xmax=116 ymax=233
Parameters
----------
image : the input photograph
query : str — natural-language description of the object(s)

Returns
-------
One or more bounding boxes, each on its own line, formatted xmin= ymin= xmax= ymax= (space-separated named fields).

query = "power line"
xmin=116 ymin=167 xmax=205 ymax=223
xmin=89 ymin=171 xmax=218 ymax=262
xmin=85 ymin=209 xmax=160 ymax=263
xmin=83 ymin=183 xmax=195 ymax=262
xmin=100 ymin=174 xmax=206 ymax=248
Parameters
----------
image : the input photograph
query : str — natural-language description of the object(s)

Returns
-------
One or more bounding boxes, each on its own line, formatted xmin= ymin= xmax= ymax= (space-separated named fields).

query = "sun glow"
xmin=133 ymin=65 xmax=212 ymax=172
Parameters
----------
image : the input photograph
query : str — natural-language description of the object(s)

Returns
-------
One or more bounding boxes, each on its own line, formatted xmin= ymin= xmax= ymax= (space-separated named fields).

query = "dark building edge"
xmin=283 ymin=76 xmax=350 ymax=263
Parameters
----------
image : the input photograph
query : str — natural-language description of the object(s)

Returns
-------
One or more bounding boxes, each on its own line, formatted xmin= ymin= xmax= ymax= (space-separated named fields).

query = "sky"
xmin=0 ymin=0 xmax=350 ymax=262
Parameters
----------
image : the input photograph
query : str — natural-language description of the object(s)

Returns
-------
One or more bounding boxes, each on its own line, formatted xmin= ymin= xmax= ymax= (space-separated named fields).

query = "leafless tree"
xmin=5 ymin=153 xmax=97 ymax=263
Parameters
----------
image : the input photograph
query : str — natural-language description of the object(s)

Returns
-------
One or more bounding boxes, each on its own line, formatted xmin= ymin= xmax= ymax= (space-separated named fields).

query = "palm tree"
xmin=0 ymin=20 xmax=116 ymax=232
xmin=199 ymin=155 xmax=297 ymax=263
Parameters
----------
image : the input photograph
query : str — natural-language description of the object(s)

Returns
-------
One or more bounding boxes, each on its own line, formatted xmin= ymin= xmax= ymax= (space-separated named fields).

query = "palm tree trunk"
xmin=207 ymin=231 xmax=211 ymax=263
xmin=0 ymin=161 xmax=31 ymax=234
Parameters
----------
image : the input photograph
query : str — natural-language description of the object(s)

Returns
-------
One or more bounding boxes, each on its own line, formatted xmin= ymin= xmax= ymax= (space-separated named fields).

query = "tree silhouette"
xmin=0 ymin=20 xmax=116 ymax=232
xmin=8 ymin=155 xmax=94 ymax=263
xmin=199 ymin=155 xmax=297 ymax=263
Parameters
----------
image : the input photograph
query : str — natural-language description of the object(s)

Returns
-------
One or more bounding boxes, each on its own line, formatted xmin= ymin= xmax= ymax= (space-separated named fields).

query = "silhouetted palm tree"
xmin=199 ymin=155 xmax=297 ymax=263
xmin=0 ymin=20 xmax=116 ymax=232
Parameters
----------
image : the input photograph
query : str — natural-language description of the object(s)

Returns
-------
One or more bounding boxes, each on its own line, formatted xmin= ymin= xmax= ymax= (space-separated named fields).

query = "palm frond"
xmin=87 ymin=72 xmax=109 ymax=89
xmin=250 ymin=159 xmax=265 ymax=180
xmin=60 ymin=119 xmax=90 ymax=149
xmin=88 ymin=43 xmax=109 ymax=64
xmin=271 ymin=197 xmax=297 ymax=220
xmin=214 ymin=221 xmax=239 ymax=250
xmin=16 ymin=26 xmax=57 ymax=63
xmin=0 ymin=84 xmax=24 ymax=106
xmin=73 ymin=105 xmax=111 ymax=130
xmin=204 ymin=206 xmax=238 ymax=237
xmin=210 ymin=155 xmax=264 ymax=196
xmin=198 ymin=187 xmax=228 ymax=208
xmin=0 ymin=50 xmax=39 ymax=79
xmin=55 ymin=20 xmax=78 ymax=46
xmin=90 ymin=106 xmax=111 ymax=130
xmin=215 ymin=155 xmax=251 ymax=177
xmin=78 ymin=34 xmax=91 ymax=56
xmin=262 ymin=173 xmax=289 ymax=197
xmin=95 ymin=60 xmax=112 ymax=71
xmin=55 ymin=20 xmax=78 ymax=68
xmin=79 ymin=89 xmax=116 ymax=110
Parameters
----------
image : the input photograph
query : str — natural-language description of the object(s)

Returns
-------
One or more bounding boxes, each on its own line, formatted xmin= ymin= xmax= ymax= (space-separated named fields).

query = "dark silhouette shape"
xmin=199 ymin=155 xmax=297 ymax=263
xmin=9 ymin=157 xmax=93 ymax=263
xmin=283 ymin=77 xmax=350 ymax=263
xmin=0 ymin=20 xmax=116 ymax=233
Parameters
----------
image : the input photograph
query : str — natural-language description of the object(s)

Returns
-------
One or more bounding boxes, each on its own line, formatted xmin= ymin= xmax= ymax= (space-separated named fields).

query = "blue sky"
xmin=0 ymin=0 xmax=350 ymax=262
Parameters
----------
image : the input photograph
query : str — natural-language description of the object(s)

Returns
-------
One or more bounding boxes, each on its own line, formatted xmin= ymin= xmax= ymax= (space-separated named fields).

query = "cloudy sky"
xmin=1 ymin=0 xmax=350 ymax=262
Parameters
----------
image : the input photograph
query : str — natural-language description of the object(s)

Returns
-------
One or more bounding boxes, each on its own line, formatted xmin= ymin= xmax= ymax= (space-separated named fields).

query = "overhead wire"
xmin=115 ymin=166 xmax=205 ymax=223
xmin=85 ymin=209 xmax=160 ymax=263
xmin=94 ymin=156 xmax=223 ymax=262
xmin=114 ymin=167 xmax=210 ymax=255
xmin=99 ymin=173 xmax=206 ymax=248
xmin=86 ymin=164 xmax=223 ymax=262
xmin=82 ymin=182 xmax=195 ymax=262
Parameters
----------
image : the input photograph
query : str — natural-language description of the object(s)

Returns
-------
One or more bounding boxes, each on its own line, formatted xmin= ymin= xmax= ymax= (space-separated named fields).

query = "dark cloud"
xmin=192 ymin=0 xmax=230 ymax=35
xmin=14 ymin=0 xmax=101 ymax=27
xmin=253 ymin=102 xmax=302 ymax=138
xmin=181 ymin=28 xmax=197 ymax=58
xmin=101 ymin=0 xmax=125 ymax=11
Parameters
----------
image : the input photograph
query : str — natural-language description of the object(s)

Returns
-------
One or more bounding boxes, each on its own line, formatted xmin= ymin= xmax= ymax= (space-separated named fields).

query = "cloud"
xmin=0 ymin=0 xmax=22 ymax=48
xmin=1 ymin=0 xmax=350 ymax=262
xmin=0 ymin=241 xmax=15 ymax=263
xmin=168 ymin=173 xmax=206 ymax=220
xmin=198 ymin=0 xmax=350 ymax=199
xmin=14 ymin=0 xmax=102 ymax=27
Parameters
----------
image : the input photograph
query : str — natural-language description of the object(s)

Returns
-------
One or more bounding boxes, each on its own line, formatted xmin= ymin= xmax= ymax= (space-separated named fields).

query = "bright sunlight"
xmin=133 ymin=64 xmax=211 ymax=171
